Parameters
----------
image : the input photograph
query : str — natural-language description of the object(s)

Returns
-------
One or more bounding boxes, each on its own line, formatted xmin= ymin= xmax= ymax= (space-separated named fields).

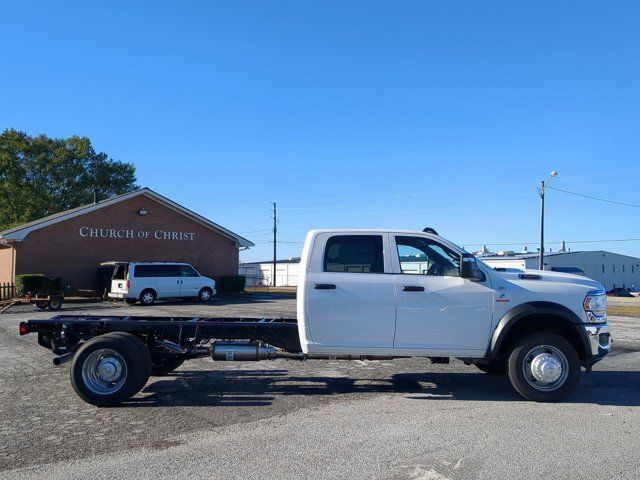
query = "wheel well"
xmin=140 ymin=288 xmax=156 ymax=298
xmin=494 ymin=314 xmax=586 ymax=361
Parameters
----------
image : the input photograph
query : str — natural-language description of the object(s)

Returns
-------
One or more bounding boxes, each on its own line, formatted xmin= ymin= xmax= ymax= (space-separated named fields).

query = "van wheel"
xmin=198 ymin=288 xmax=213 ymax=302
xmin=151 ymin=359 xmax=185 ymax=376
xmin=475 ymin=360 xmax=506 ymax=375
xmin=139 ymin=290 xmax=156 ymax=306
xmin=507 ymin=332 xmax=580 ymax=402
xmin=70 ymin=333 xmax=151 ymax=407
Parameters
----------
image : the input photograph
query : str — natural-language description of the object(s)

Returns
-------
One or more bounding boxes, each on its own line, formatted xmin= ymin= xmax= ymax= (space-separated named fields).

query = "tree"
xmin=0 ymin=129 xmax=138 ymax=231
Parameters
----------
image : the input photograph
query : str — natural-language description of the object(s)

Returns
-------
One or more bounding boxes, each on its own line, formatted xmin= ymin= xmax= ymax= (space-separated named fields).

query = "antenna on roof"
xmin=422 ymin=227 xmax=439 ymax=235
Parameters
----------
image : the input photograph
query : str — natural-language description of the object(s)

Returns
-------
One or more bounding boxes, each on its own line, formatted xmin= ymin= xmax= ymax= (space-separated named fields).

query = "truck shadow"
xmin=127 ymin=369 xmax=640 ymax=408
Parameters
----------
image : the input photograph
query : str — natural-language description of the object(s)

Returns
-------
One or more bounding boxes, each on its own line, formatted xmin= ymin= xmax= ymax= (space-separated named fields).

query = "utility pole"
xmin=538 ymin=171 xmax=558 ymax=270
xmin=272 ymin=202 xmax=277 ymax=286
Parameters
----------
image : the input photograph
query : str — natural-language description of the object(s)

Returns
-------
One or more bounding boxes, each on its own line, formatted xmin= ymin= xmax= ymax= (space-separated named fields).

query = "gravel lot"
xmin=1 ymin=295 xmax=639 ymax=479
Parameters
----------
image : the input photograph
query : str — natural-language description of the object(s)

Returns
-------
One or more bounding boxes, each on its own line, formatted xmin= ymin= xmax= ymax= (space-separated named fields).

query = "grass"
xmin=608 ymin=304 xmax=640 ymax=318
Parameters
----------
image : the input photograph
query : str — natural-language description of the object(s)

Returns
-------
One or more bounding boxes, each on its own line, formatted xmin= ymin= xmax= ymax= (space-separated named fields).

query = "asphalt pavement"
xmin=0 ymin=296 xmax=638 ymax=479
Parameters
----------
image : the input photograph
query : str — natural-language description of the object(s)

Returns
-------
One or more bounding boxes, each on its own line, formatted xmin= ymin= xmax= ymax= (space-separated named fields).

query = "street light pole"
xmin=538 ymin=171 xmax=558 ymax=271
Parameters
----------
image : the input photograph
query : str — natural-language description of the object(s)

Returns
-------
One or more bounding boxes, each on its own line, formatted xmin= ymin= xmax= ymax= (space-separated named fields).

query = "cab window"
xmin=323 ymin=235 xmax=384 ymax=273
xmin=395 ymin=236 xmax=460 ymax=276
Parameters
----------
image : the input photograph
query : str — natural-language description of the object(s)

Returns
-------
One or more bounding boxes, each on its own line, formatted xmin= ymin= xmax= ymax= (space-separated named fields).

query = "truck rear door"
xmin=304 ymin=233 xmax=396 ymax=349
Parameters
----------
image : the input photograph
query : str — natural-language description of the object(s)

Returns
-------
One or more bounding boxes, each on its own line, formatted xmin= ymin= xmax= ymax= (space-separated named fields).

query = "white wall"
xmin=239 ymin=262 xmax=300 ymax=287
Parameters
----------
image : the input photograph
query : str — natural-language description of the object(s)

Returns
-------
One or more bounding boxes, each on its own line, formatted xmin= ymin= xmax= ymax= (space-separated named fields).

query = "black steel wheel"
xmin=70 ymin=333 xmax=151 ymax=407
xmin=507 ymin=332 xmax=580 ymax=402
xmin=35 ymin=301 xmax=48 ymax=310
xmin=48 ymin=297 xmax=62 ymax=311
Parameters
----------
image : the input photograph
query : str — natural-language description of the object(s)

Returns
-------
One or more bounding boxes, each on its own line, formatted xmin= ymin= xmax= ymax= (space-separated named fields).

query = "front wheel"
xmin=507 ymin=332 xmax=580 ymax=402
xmin=198 ymin=288 xmax=213 ymax=302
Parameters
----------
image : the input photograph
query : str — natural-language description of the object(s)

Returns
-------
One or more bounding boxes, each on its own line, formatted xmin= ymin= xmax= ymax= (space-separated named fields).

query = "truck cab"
xmin=298 ymin=229 xmax=611 ymax=401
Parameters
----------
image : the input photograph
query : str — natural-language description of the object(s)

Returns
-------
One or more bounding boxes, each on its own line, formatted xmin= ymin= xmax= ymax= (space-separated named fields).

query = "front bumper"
xmin=579 ymin=323 xmax=611 ymax=369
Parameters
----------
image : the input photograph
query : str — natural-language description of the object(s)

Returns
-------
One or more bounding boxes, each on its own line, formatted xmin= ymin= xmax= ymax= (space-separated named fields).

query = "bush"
xmin=15 ymin=274 xmax=63 ymax=296
xmin=217 ymin=275 xmax=246 ymax=293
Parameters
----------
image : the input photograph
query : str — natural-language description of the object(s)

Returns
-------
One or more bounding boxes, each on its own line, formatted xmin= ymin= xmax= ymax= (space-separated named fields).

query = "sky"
xmin=1 ymin=1 xmax=639 ymax=262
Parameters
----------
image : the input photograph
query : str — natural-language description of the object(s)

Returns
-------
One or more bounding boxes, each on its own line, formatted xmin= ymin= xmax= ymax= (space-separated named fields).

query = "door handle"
xmin=314 ymin=283 xmax=336 ymax=290
xmin=402 ymin=285 xmax=425 ymax=292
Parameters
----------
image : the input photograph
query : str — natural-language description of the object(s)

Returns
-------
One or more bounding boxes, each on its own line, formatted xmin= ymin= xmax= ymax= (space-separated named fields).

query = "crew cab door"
xmin=304 ymin=233 xmax=396 ymax=349
xmin=391 ymin=235 xmax=493 ymax=354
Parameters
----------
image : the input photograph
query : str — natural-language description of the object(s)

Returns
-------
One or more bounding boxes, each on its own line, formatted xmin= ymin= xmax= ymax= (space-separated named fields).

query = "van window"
xmin=134 ymin=265 xmax=182 ymax=277
xmin=323 ymin=235 xmax=384 ymax=273
xmin=180 ymin=265 xmax=200 ymax=277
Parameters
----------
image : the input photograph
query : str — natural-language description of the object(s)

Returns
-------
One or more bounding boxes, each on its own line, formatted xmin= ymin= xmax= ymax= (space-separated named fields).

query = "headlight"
xmin=583 ymin=291 xmax=607 ymax=322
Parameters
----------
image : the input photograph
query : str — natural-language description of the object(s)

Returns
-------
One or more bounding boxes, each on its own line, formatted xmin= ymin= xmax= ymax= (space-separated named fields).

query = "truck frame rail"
xmin=20 ymin=315 xmax=302 ymax=355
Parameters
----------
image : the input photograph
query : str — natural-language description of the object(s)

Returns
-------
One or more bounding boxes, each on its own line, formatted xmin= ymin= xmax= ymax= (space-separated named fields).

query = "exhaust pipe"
xmin=211 ymin=342 xmax=279 ymax=361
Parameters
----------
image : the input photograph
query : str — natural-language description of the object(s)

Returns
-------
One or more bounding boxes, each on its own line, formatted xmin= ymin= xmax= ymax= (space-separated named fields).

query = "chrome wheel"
xmin=522 ymin=345 xmax=569 ymax=391
xmin=81 ymin=349 xmax=128 ymax=395
xmin=141 ymin=292 xmax=154 ymax=304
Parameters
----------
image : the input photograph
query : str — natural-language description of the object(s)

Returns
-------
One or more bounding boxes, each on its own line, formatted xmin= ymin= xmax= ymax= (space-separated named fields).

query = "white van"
xmin=108 ymin=262 xmax=217 ymax=305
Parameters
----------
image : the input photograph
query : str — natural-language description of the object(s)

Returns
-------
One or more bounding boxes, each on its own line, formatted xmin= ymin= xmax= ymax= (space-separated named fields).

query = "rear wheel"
xmin=35 ymin=301 xmax=48 ymax=310
xmin=507 ymin=332 xmax=580 ymax=402
xmin=70 ymin=333 xmax=151 ymax=407
xmin=151 ymin=358 xmax=185 ymax=376
xmin=139 ymin=289 xmax=156 ymax=306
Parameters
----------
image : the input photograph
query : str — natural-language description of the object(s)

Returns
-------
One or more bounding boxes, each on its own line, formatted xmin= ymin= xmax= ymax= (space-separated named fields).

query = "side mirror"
xmin=461 ymin=254 xmax=486 ymax=282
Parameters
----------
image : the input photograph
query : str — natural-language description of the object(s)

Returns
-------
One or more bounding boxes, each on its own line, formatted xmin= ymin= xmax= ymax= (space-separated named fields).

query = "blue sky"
xmin=1 ymin=1 xmax=639 ymax=262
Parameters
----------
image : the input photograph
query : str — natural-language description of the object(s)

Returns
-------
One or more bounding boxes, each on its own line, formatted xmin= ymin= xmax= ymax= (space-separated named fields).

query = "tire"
xmin=125 ymin=298 xmax=137 ymax=305
xmin=507 ymin=332 xmax=580 ymax=402
xmin=151 ymin=358 xmax=185 ymax=376
xmin=70 ymin=333 xmax=151 ymax=407
xmin=139 ymin=289 xmax=156 ymax=306
xmin=35 ymin=301 xmax=48 ymax=310
xmin=198 ymin=287 xmax=213 ymax=302
xmin=475 ymin=360 xmax=506 ymax=375
xmin=48 ymin=297 xmax=62 ymax=311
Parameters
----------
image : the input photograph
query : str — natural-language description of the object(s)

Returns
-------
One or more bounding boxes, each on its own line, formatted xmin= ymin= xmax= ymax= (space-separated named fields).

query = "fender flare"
xmin=488 ymin=301 xmax=588 ymax=358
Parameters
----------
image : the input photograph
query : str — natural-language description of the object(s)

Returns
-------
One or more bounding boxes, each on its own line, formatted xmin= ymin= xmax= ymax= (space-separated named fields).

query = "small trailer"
xmin=0 ymin=292 xmax=63 ymax=314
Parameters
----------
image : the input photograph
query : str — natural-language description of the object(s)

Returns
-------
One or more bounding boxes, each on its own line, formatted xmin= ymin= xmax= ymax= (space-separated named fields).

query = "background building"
xmin=240 ymin=258 xmax=301 ymax=287
xmin=0 ymin=188 xmax=253 ymax=295
xmin=480 ymin=250 xmax=640 ymax=291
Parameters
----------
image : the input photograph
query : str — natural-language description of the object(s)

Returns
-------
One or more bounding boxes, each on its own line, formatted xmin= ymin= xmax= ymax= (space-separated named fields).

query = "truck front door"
xmin=391 ymin=235 xmax=493 ymax=354
xmin=305 ymin=234 xmax=396 ymax=349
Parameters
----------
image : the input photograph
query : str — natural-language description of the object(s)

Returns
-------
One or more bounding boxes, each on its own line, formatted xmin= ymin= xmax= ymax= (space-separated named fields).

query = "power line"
xmin=547 ymin=186 xmax=640 ymax=208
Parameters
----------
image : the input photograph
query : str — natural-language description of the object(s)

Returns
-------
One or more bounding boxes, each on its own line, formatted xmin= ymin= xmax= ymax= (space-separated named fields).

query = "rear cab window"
xmin=323 ymin=235 xmax=384 ymax=273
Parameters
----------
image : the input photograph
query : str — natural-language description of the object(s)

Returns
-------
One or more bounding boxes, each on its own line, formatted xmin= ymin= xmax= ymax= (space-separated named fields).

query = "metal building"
xmin=480 ymin=250 xmax=640 ymax=291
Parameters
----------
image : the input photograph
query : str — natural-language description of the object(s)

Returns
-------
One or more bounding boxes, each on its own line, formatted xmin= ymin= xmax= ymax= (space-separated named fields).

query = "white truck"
xmin=21 ymin=228 xmax=611 ymax=406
